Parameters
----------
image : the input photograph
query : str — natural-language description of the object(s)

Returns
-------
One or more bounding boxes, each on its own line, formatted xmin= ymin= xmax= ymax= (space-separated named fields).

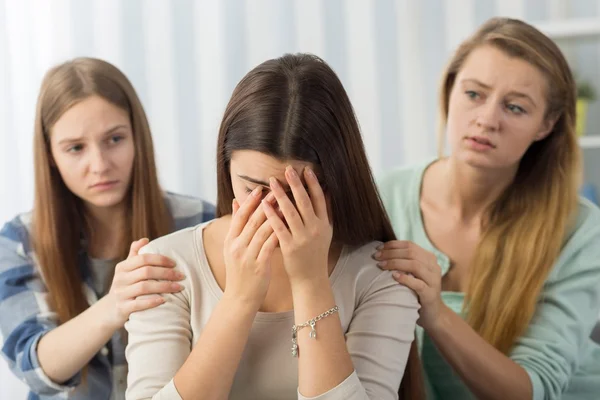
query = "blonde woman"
xmin=376 ymin=17 xmax=600 ymax=400
xmin=0 ymin=58 xmax=214 ymax=399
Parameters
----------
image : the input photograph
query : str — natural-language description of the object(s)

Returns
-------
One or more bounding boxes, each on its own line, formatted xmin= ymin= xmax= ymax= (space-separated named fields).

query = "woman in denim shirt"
xmin=0 ymin=58 xmax=214 ymax=400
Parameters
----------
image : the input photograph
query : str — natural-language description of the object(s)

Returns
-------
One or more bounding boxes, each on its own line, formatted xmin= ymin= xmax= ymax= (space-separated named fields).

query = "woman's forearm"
xmin=427 ymin=305 xmax=532 ymax=400
xmin=172 ymin=297 xmax=257 ymax=400
xmin=37 ymin=295 xmax=120 ymax=383
xmin=291 ymin=277 xmax=354 ymax=398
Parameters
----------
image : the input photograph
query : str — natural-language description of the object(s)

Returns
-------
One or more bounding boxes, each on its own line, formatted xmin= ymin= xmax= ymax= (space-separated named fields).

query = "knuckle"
xmin=297 ymin=198 xmax=310 ymax=209
xmin=141 ymin=254 xmax=152 ymax=265
xmin=230 ymin=241 xmax=244 ymax=256
xmin=247 ymin=217 xmax=261 ymax=231
xmin=142 ymin=266 xmax=153 ymax=279
xmin=139 ymin=281 xmax=151 ymax=292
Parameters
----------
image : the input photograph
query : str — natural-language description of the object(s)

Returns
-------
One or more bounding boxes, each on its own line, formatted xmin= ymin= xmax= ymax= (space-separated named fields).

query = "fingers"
xmin=128 ymin=238 xmax=149 ymax=258
xmin=122 ymin=295 xmax=166 ymax=315
xmin=269 ymin=177 xmax=303 ymax=233
xmin=303 ymin=167 xmax=328 ymax=221
xmin=228 ymin=186 xmax=263 ymax=239
xmin=374 ymin=248 xmax=432 ymax=267
xmin=247 ymin=219 xmax=275 ymax=259
xmin=232 ymin=198 xmax=240 ymax=217
xmin=257 ymin=231 xmax=279 ymax=264
xmin=123 ymin=280 xmax=183 ymax=300
xmin=238 ymin=201 xmax=269 ymax=246
xmin=377 ymin=257 xmax=437 ymax=283
xmin=285 ymin=166 xmax=316 ymax=223
xmin=377 ymin=258 xmax=422 ymax=275
xmin=393 ymin=272 xmax=428 ymax=295
xmin=374 ymin=241 xmax=438 ymax=267
xmin=119 ymin=253 xmax=176 ymax=273
xmin=129 ymin=265 xmax=185 ymax=285
xmin=262 ymin=197 xmax=293 ymax=244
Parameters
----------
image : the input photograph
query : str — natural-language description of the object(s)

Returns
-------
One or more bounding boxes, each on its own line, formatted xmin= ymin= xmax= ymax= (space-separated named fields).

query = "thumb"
xmin=128 ymin=238 xmax=149 ymax=258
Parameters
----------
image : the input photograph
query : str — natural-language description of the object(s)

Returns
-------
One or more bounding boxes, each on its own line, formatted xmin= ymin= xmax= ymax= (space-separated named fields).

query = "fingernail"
xmin=392 ymin=271 xmax=401 ymax=279
xmin=270 ymin=177 xmax=281 ymax=189
xmin=306 ymin=167 xmax=317 ymax=180
xmin=373 ymin=251 xmax=382 ymax=259
xmin=376 ymin=244 xmax=383 ymax=250
xmin=287 ymin=166 xmax=299 ymax=179
xmin=252 ymin=186 xmax=263 ymax=197
xmin=156 ymin=297 xmax=165 ymax=304
xmin=377 ymin=261 xmax=387 ymax=268
xmin=174 ymin=272 xmax=185 ymax=280
xmin=172 ymin=283 xmax=183 ymax=290
xmin=265 ymin=192 xmax=275 ymax=202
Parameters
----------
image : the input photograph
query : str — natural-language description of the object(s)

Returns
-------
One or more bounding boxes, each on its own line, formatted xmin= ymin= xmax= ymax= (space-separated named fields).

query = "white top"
xmin=125 ymin=222 xmax=420 ymax=400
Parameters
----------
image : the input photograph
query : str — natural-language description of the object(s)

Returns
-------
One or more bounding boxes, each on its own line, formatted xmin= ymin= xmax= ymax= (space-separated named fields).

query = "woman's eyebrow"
xmin=237 ymin=174 xmax=270 ymax=187
xmin=238 ymin=174 xmax=310 ymax=192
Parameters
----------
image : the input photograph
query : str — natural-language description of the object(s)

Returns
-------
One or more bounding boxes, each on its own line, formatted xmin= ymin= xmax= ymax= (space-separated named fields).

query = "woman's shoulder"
xmin=337 ymin=241 xmax=419 ymax=305
xmin=163 ymin=191 xmax=216 ymax=231
xmin=549 ymin=198 xmax=600 ymax=279
xmin=0 ymin=212 xmax=33 ymax=254
xmin=377 ymin=158 xmax=435 ymax=208
xmin=564 ymin=198 xmax=600 ymax=252
xmin=142 ymin=219 xmax=205 ymax=252
xmin=378 ymin=158 xmax=435 ymax=189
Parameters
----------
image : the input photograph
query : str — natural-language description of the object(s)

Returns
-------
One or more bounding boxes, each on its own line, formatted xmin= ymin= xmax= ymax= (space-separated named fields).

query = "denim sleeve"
xmin=0 ymin=217 xmax=81 ymax=395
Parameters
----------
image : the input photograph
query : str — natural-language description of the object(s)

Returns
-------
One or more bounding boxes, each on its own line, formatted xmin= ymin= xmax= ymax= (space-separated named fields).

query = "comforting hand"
xmin=262 ymin=166 xmax=332 ymax=287
xmin=223 ymin=187 xmax=279 ymax=310
xmin=373 ymin=240 xmax=444 ymax=330
xmin=107 ymin=238 xmax=184 ymax=329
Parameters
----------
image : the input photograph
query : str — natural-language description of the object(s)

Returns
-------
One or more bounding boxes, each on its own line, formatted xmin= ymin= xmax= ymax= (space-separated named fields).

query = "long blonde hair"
xmin=32 ymin=58 xmax=172 ymax=325
xmin=438 ymin=18 xmax=581 ymax=353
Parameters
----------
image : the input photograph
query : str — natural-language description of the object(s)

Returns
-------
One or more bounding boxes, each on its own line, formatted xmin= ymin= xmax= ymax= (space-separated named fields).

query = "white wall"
xmin=1 ymin=0 xmax=598 ymax=398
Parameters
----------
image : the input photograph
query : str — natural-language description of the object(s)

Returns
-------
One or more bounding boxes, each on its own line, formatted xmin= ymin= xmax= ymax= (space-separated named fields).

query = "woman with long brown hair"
xmin=376 ymin=17 xmax=600 ymax=399
xmin=0 ymin=57 xmax=214 ymax=399
xmin=125 ymin=53 xmax=422 ymax=400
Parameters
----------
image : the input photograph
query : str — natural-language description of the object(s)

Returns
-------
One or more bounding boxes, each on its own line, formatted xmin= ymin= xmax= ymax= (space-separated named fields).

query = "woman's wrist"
xmin=424 ymin=302 xmax=454 ymax=339
xmin=96 ymin=293 xmax=124 ymax=333
xmin=290 ymin=273 xmax=330 ymax=299
xmin=221 ymin=293 xmax=262 ymax=316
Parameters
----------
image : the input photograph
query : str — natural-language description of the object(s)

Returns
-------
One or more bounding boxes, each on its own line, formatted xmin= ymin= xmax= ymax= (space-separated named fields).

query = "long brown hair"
xmin=438 ymin=18 xmax=581 ymax=353
xmin=32 ymin=57 xmax=172 ymax=325
xmin=215 ymin=53 xmax=424 ymax=399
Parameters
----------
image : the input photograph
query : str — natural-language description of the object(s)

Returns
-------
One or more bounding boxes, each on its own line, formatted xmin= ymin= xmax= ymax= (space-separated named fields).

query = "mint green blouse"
xmin=378 ymin=159 xmax=600 ymax=400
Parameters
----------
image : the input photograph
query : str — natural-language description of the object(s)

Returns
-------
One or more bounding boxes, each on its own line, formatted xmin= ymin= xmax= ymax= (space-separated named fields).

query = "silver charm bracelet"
xmin=291 ymin=305 xmax=339 ymax=357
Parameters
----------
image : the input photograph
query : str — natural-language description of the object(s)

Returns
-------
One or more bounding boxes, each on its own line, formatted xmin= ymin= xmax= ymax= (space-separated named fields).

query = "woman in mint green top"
xmin=375 ymin=17 xmax=600 ymax=400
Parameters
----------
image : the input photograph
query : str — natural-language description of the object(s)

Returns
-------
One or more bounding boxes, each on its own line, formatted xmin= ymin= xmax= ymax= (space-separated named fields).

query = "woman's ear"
xmin=535 ymin=114 xmax=559 ymax=141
